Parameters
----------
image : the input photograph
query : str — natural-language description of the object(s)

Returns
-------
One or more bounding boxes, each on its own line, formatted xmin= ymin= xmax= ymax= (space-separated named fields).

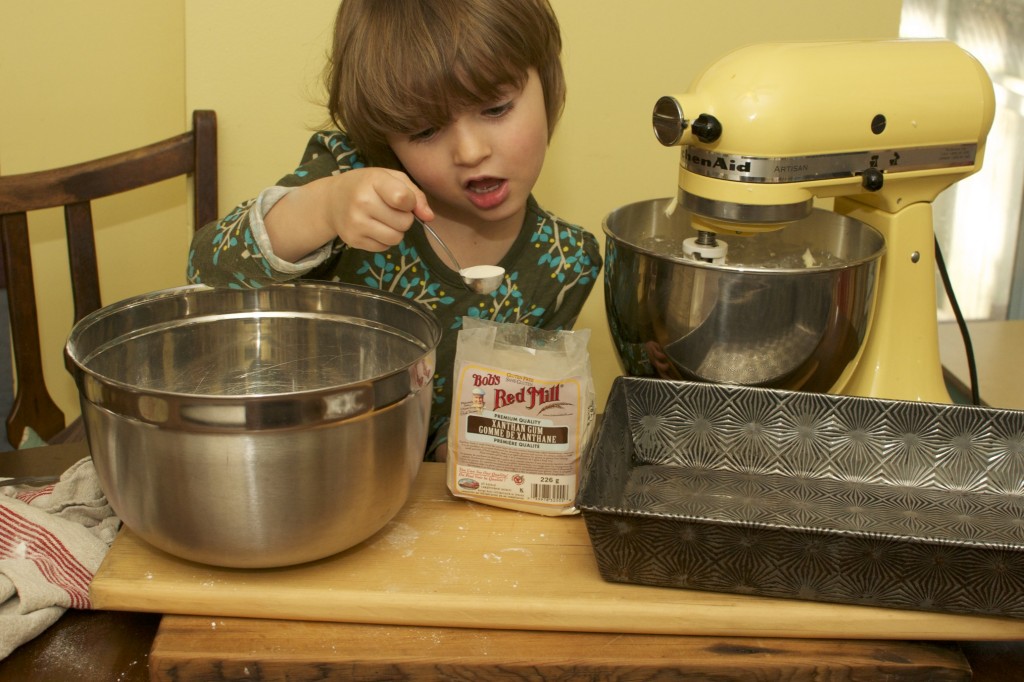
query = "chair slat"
xmin=0 ymin=213 xmax=66 ymax=445
xmin=64 ymin=201 xmax=103 ymax=321
xmin=193 ymin=110 xmax=219 ymax=228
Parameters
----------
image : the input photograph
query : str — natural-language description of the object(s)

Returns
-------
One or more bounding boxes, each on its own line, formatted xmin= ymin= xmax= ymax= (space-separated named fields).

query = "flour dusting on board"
xmin=447 ymin=318 xmax=596 ymax=515
xmin=371 ymin=522 xmax=420 ymax=558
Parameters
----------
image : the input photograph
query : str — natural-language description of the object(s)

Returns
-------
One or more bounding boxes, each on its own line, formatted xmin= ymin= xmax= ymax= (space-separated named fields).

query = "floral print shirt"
xmin=187 ymin=131 xmax=602 ymax=457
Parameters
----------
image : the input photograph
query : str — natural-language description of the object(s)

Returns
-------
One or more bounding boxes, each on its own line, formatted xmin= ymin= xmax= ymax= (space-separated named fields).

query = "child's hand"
xmin=329 ymin=168 xmax=435 ymax=251
xmin=265 ymin=168 xmax=434 ymax=262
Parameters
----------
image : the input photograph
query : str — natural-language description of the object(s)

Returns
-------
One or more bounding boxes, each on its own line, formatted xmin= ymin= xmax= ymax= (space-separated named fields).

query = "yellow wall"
xmin=0 ymin=1 xmax=187 ymax=429
xmin=3 ymin=1 xmax=901 ymax=426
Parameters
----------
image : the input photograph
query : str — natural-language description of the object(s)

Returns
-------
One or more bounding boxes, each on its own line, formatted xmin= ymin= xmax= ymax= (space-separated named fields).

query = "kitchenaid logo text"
xmin=684 ymin=143 xmax=980 ymax=184
xmin=684 ymin=150 xmax=751 ymax=174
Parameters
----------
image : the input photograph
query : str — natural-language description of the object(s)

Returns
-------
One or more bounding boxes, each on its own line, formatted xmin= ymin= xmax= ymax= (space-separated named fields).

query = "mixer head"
xmin=653 ymin=39 xmax=995 ymax=236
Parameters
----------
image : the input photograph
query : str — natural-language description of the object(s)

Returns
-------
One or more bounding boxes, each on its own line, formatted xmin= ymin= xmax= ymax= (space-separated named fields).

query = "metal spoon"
xmin=417 ymin=219 xmax=505 ymax=294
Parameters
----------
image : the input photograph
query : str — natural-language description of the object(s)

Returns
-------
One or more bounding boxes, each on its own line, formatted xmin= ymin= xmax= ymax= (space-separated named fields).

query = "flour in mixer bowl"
xmin=802 ymin=248 xmax=819 ymax=268
xmin=636 ymin=235 xmax=835 ymax=269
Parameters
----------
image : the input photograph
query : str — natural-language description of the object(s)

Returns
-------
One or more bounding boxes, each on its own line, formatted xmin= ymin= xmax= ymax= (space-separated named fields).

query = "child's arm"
xmin=186 ymin=132 xmax=430 ymax=289
xmin=264 ymin=168 xmax=434 ymax=263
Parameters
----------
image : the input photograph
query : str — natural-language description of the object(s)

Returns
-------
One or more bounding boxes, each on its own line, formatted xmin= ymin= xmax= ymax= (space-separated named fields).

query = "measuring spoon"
xmin=418 ymin=219 xmax=505 ymax=294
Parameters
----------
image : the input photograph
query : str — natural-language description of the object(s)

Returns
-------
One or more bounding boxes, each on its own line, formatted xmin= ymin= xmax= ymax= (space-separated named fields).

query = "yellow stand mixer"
xmin=650 ymin=39 xmax=995 ymax=403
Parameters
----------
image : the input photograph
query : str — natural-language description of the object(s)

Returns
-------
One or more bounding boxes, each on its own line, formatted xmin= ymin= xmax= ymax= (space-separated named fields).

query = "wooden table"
xmin=0 ymin=441 xmax=161 ymax=682
xmin=0 ymin=447 xmax=1010 ymax=681
xmin=151 ymin=619 xmax=971 ymax=680
xmin=938 ymin=319 xmax=1024 ymax=410
xmin=3 ymin=322 xmax=1024 ymax=680
xmin=92 ymin=461 xmax=1024 ymax=640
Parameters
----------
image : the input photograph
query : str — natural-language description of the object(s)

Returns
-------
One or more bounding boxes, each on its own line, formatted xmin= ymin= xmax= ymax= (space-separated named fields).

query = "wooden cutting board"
xmin=91 ymin=463 xmax=1024 ymax=640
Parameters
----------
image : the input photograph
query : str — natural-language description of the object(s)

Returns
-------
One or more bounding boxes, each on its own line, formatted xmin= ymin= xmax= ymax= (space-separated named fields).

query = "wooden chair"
xmin=0 ymin=110 xmax=218 ymax=447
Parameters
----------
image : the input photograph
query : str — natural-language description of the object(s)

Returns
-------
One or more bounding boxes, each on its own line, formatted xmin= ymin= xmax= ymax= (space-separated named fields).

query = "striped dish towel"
xmin=0 ymin=458 xmax=120 ymax=659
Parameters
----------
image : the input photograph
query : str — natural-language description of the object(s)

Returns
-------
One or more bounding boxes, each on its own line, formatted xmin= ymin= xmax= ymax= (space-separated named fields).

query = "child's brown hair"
xmin=326 ymin=0 xmax=565 ymax=168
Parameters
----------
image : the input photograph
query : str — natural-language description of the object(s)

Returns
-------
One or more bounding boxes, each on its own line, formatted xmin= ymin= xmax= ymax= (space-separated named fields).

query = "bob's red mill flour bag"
xmin=446 ymin=318 xmax=596 ymax=515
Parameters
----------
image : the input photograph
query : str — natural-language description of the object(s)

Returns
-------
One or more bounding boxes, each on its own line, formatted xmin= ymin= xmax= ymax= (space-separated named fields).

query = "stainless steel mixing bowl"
xmin=604 ymin=198 xmax=885 ymax=392
xmin=65 ymin=282 xmax=441 ymax=568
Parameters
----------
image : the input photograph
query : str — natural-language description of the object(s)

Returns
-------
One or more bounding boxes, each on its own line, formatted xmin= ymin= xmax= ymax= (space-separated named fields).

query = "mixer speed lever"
xmin=861 ymin=167 xmax=885 ymax=191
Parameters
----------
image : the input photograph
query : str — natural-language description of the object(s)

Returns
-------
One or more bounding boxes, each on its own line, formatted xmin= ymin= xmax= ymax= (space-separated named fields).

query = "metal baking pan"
xmin=577 ymin=376 xmax=1024 ymax=619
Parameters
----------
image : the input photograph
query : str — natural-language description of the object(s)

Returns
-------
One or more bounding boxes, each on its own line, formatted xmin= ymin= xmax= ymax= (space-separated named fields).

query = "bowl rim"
xmin=602 ymin=198 xmax=886 ymax=274
xmin=63 ymin=281 xmax=442 ymax=430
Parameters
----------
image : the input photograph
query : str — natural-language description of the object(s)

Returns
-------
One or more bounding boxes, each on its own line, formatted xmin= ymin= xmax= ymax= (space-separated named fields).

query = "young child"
xmin=187 ymin=0 xmax=602 ymax=459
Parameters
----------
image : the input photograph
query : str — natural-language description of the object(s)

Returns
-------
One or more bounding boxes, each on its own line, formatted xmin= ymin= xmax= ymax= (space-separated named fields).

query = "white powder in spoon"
xmin=460 ymin=265 xmax=505 ymax=279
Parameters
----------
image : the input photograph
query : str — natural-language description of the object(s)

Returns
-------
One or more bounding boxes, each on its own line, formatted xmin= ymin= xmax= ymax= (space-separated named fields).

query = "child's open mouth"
xmin=465 ymin=177 xmax=510 ymax=210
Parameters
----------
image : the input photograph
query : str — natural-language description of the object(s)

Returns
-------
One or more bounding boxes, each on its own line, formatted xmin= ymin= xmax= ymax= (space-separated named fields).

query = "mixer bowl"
xmin=65 ymin=282 xmax=441 ymax=568
xmin=604 ymin=199 xmax=885 ymax=392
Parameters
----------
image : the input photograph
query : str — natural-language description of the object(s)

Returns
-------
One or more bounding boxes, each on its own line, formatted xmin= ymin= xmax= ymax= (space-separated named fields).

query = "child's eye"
xmin=483 ymin=101 xmax=514 ymax=118
xmin=409 ymin=127 xmax=437 ymax=143
xmin=407 ymin=124 xmax=440 ymax=143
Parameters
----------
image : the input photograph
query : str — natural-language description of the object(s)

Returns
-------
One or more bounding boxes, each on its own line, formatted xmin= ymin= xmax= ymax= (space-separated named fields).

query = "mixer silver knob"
xmin=652 ymin=96 xmax=687 ymax=146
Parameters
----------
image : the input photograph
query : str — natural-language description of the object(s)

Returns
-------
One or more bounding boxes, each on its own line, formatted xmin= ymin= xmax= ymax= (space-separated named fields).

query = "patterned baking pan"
xmin=577 ymin=376 xmax=1024 ymax=619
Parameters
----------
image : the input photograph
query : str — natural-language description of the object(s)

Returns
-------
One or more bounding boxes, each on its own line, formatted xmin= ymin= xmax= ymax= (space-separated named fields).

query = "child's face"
xmin=386 ymin=68 xmax=549 ymax=229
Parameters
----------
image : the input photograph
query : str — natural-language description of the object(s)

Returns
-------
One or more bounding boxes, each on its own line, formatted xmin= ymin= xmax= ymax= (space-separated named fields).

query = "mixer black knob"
xmin=691 ymin=114 xmax=723 ymax=143
xmin=861 ymin=168 xmax=885 ymax=192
